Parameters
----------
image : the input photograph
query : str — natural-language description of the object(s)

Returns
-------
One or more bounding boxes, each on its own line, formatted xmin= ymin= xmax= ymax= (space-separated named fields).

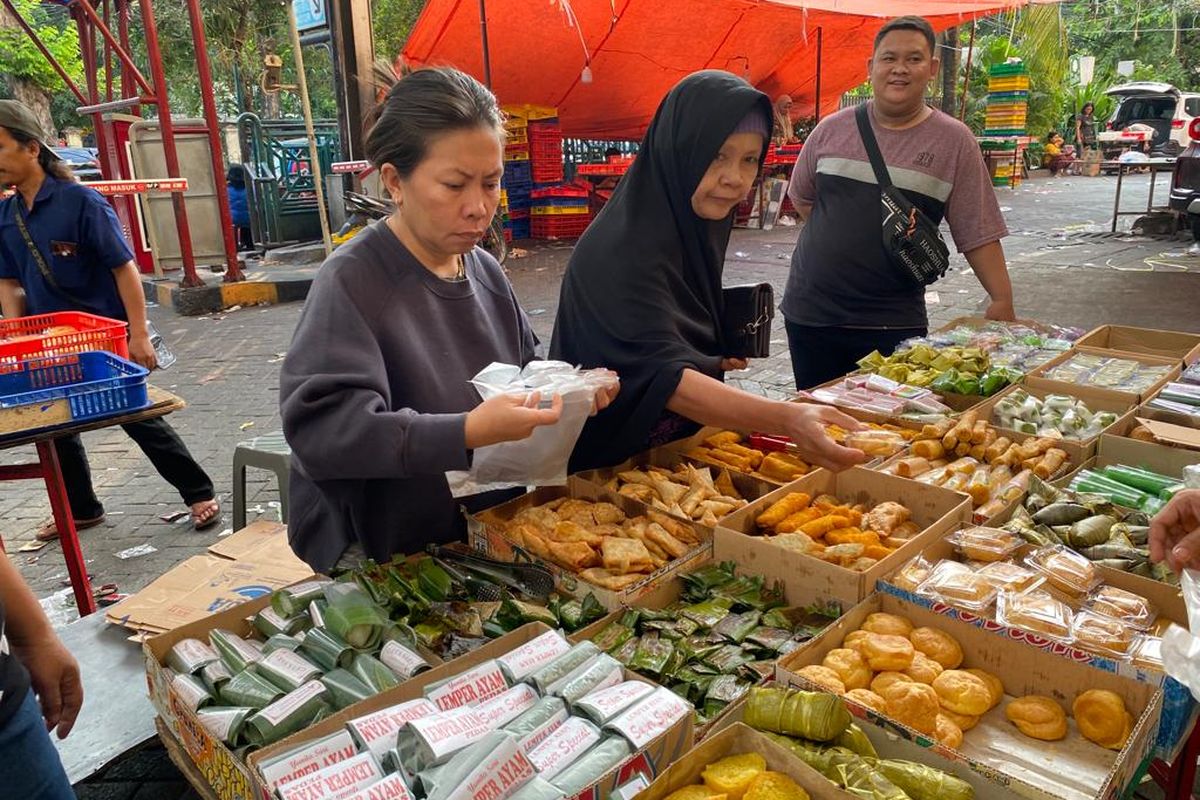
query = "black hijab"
xmin=550 ymin=71 xmax=771 ymax=471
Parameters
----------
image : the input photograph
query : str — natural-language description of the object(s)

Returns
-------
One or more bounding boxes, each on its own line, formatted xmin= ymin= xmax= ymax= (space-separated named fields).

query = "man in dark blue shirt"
xmin=0 ymin=100 xmax=220 ymax=539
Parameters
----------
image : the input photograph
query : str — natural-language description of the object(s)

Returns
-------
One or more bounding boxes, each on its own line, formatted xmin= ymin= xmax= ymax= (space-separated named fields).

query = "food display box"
xmin=970 ymin=380 xmax=1137 ymax=461
xmin=1129 ymin=416 xmax=1200 ymax=452
xmin=715 ymin=467 xmax=971 ymax=605
xmin=1059 ymin=433 xmax=1200 ymax=496
xmin=246 ymin=622 xmax=695 ymax=800
xmin=469 ymin=476 xmax=712 ymax=610
xmin=800 ymin=375 xmax=941 ymax=429
xmin=776 ymin=592 xmax=1163 ymax=800
xmin=663 ymin=426 xmax=821 ymax=487
xmin=1028 ymin=347 xmax=1182 ymax=404
xmin=1073 ymin=325 xmax=1200 ymax=366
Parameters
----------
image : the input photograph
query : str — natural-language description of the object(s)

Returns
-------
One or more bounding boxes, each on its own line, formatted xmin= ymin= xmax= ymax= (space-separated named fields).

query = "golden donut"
xmin=871 ymin=671 xmax=914 ymax=696
xmin=844 ymin=688 xmax=888 ymax=714
xmin=966 ymin=668 xmax=1005 ymax=708
xmin=798 ymin=665 xmax=847 ymax=695
xmin=910 ymin=627 xmax=964 ymax=670
xmin=903 ymin=651 xmax=945 ymax=685
xmin=861 ymin=633 xmax=916 ymax=672
xmin=1005 ymin=695 xmax=1067 ymax=741
xmin=1073 ymin=690 xmax=1134 ymax=751
xmin=861 ymin=612 xmax=915 ymax=638
xmin=932 ymin=670 xmax=993 ymax=716
xmin=842 ymin=630 xmax=871 ymax=654
xmin=822 ymin=648 xmax=872 ymax=691
xmin=940 ymin=708 xmax=980 ymax=732
xmin=935 ymin=714 xmax=964 ymax=749
xmin=883 ymin=681 xmax=940 ymax=735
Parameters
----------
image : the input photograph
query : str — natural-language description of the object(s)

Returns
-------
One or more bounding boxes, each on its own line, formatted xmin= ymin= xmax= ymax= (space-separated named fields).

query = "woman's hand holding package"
xmin=1150 ymin=489 xmax=1200 ymax=573
xmin=720 ymin=358 xmax=749 ymax=372
xmin=592 ymin=379 xmax=621 ymax=416
xmin=465 ymin=391 xmax=564 ymax=449
xmin=779 ymin=403 xmax=869 ymax=472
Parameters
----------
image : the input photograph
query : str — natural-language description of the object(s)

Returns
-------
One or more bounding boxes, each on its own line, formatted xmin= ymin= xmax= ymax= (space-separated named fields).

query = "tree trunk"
xmin=940 ymin=27 xmax=959 ymax=115
xmin=7 ymin=79 xmax=56 ymax=139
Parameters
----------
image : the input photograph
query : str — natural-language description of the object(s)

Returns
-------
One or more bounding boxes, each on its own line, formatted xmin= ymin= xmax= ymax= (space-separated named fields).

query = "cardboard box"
xmin=1129 ymin=416 xmax=1200 ymax=452
xmin=246 ymin=622 xmax=695 ymax=800
xmin=1063 ymin=433 xmax=1200 ymax=498
xmin=715 ymin=467 xmax=971 ymax=605
xmin=775 ymin=592 xmax=1163 ymax=800
xmin=469 ymin=476 xmax=712 ymax=610
xmin=109 ymin=522 xmax=314 ymax=636
xmin=1074 ymin=325 xmax=1200 ymax=366
xmin=1028 ymin=347 xmax=1182 ymax=404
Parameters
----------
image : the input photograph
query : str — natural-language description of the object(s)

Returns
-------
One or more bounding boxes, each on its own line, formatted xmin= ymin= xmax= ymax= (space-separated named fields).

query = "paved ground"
xmin=19 ymin=168 xmax=1198 ymax=796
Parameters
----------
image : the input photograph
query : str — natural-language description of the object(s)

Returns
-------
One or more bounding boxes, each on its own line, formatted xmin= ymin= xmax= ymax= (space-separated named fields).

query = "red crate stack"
xmin=529 ymin=119 xmax=564 ymax=184
xmin=530 ymin=215 xmax=592 ymax=239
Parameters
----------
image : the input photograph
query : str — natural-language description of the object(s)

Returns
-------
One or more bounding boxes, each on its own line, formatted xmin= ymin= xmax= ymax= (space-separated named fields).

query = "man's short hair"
xmin=874 ymin=16 xmax=936 ymax=56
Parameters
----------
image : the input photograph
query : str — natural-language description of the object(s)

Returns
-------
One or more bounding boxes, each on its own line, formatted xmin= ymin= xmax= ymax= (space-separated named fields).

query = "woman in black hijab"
xmin=552 ymin=71 xmax=866 ymax=472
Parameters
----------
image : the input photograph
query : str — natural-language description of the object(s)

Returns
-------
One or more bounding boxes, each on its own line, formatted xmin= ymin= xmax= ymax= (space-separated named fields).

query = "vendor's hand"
xmin=12 ymin=637 xmax=82 ymax=739
xmin=984 ymin=298 xmax=1016 ymax=322
xmin=128 ymin=332 xmax=158 ymax=371
xmin=592 ymin=380 xmax=620 ymax=416
xmin=1150 ymin=489 xmax=1200 ymax=574
xmin=720 ymin=358 xmax=749 ymax=372
xmin=465 ymin=392 xmax=563 ymax=449
xmin=778 ymin=403 xmax=868 ymax=472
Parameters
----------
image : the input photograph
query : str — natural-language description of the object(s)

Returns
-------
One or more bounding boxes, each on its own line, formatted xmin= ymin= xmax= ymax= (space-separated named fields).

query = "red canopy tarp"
xmin=402 ymin=0 xmax=1037 ymax=140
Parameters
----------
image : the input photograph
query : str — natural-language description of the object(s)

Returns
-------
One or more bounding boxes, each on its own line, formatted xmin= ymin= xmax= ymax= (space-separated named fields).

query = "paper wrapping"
xmin=548 ymin=736 xmax=632 ymax=795
xmin=258 ymin=728 xmax=359 ymax=790
xmin=348 ymin=698 xmax=440 ymax=760
xmin=197 ymin=706 xmax=252 ymax=745
xmin=257 ymin=648 xmax=323 ymax=693
xmin=380 ymin=640 xmax=432 ymax=679
xmin=166 ymin=637 xmax=220 ymax=674
xmin=529 ymin=642 xmax=600 ymax=695
xmin=244 ymin=680 xmax=332 ymax=747
xmin=498 ymin=630 xmax=572 ymax=682
xmin=504 ymin=696 xmax=569 ymax=755
xmin=276 ymin=751 xmax=384 ymax=800
xmin=425 ymin=659 xmax=510 ymax=711
xmin=526 ymin=717 xmax=602 ymax=782
xmin=573 ymin=681 xmax=654 ymax=726
xmin=220 ymin=669 xmax=284 ymax=710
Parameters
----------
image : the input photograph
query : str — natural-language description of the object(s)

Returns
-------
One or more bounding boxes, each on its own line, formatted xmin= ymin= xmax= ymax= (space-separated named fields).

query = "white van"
xmin=1103 ymin=82 xmax=1200 ymax=155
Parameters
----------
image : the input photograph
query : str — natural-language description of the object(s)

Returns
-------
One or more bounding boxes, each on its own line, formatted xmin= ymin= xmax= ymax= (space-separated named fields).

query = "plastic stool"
xmin=232 ymin=432 xmax=292 ymax=530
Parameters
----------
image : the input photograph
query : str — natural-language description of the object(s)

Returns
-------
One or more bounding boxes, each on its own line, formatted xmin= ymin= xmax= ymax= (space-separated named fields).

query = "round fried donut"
xmin=909 ymin=627 xmax=964 ymax=670
xmin=1006 ymin=695 xmax=1067 ymax=741
xmin=861 ymin=612 xmax=915 ymax=638
xmin=932 ymin=670 xmax=993 ymax=716
xmin=822 ymin=648 xmax=872 ymax=691
xmin=861 ymin=633 xmax=916 ymax=672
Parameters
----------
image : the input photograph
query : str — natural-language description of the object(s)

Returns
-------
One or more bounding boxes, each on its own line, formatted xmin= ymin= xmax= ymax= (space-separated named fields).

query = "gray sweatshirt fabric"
xmin=279 ymin=220 xmax=537 ymax=572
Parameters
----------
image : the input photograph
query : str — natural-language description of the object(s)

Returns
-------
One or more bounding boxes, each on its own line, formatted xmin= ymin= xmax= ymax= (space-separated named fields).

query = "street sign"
xmin=331 ymin=160 xmax=371 ymax=174
xmin=293 ymin=0 xmax=327 ymax=31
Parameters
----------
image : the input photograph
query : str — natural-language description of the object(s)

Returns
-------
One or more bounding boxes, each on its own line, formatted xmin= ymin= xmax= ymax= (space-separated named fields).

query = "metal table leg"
xmin=1111 ymin=165 xmax=1125 ymax=232
xmin=37 ymin=440 xmax=96 ymax=616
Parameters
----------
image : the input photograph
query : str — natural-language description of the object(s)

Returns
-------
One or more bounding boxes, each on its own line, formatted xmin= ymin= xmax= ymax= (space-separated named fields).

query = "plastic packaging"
xmin=1084 ymin=585 xmax=1157 ymax=630
xmin=945 ymin=527 xmax=1022 ymax=563
xmin=447 ymin=361 xmax=619 ymax=496
xmin=995 ymin=589 xmax=1074 ymax=643
xmin=844 ymin=429 xmax=908 ymax=457
xmin=888 ymin=554 xmax=933 ymax=592
xmin=1163 ymin=569 xmax=1200 ymax=700
xmin=1025 ymin=545 xmax=1101 ymax=596
xmin=975 ymin=561 xmax=1045 ymax=595
xmin=1071 ymin=610 xmax=1140 ymax=660
xmin=915 ymin=560 xmax=996 ymax=612
xmin=166 ymin=638 xmax=219 ymax=675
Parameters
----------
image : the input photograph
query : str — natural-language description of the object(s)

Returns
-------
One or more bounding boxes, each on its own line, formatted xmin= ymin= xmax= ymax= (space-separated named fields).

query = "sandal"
xmin=191 ymin=500 xmax=222 ymax=531
xmin=35 ymin=513 xmax=106 ymax=542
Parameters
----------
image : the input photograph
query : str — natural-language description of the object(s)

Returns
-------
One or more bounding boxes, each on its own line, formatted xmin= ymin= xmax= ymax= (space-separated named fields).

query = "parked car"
xmin=1168 ymin=117 xmax=1200 ymax=255
xmin=52 ymin=146 xmax=102 ymax=182
xmin=1102 ymin=82 xmax=1200 ymax=156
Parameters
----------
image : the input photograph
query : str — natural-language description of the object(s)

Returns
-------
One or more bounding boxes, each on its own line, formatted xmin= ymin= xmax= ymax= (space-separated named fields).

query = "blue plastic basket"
xmin=0 ymin=351 xmax=150 ymax=425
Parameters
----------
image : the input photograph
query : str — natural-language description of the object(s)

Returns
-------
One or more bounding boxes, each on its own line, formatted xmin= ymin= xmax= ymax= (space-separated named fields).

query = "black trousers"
xmin=786 ymin=321 xmax=927 ymax=390
xmin=53 ymin=417 xmax=214 ymax=520
xmin=235 ymin=226 xmax=253 ymax=251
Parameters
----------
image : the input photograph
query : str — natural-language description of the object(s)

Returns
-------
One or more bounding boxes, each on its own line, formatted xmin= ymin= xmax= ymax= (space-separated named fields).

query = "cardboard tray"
xmin=775 ymin=592 xmax=1163 ymax=800
xmin=662 ymin=426 xmax=821 ymax=487
xmin=1074 ymin=325 xmax=1200 ymax=366
xmin=1128 ymin=417 xmax=1200 ymax=452
xmin=1028 ymin=347 xmax=1182 ymax=404
xmin=468 ymin=476 xmax=712 ymax=611
xmin=1062 ymin=433 xmax=1200 ymax=502
xmin=799 ymin=375 xmax=951 ymax=429
xmin=714 ymin=467 xmax=972 ymax=605
xmin=245 ymin=622 xmax=695 ymax=800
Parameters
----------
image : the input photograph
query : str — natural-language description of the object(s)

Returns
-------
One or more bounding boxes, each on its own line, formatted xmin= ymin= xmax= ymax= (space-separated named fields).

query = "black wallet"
xmin=721 ymin=283 xmax=774 ymax=359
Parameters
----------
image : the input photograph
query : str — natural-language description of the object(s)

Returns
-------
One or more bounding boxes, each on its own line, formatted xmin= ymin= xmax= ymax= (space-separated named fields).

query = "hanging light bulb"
xmin=581 ymin=63 xmax=594 ymax=83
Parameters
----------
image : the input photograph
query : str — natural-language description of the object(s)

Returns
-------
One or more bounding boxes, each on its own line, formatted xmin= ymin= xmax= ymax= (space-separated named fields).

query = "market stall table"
xmin=1107 ymin=157 xmax=1177 ymax=232
xmin=0 ymin=385 xmax=185 ymax=616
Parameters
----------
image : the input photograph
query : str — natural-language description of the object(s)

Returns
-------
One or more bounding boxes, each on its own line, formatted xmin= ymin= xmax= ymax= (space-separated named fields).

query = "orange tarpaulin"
xmin=402 ymin=0 xmax=1038 ymax=140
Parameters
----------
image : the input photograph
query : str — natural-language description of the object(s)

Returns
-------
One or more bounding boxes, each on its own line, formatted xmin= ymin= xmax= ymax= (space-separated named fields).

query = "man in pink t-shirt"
xmin=783 ymin=15 xmax=1016 ymax=389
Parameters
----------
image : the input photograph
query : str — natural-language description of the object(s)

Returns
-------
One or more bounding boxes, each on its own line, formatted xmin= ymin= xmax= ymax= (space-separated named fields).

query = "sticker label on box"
xmin=380 ymin=641 xmax=428 ymax=678
xmin=442 ymin=735 xmax=536 ymax=800
xmin=277 ymin=751 xmax=383 ymax=800
xmin=476 ymin=683 xmax=539 ymax=730
xmin=605 ymin=687 xmax=691 ymax=749
xmin=260 ymin=680 xmax=326 ymax=727
xmin=526 ymin=717 xmax=602 ymax=781
xmin=259 ymin=729 xmax=359 ymax=790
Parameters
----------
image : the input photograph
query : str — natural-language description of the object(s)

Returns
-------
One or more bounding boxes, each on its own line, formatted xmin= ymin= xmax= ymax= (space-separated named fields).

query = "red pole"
xmin=117 ymin=0 xmax=140 ymax=117
xmin=184 ymin=0 xmax=243 ymax=281
xmin=74 ymin=6 xmax=115 ymax=181
xmin=103 ymin=0 xmax=113 ymax=102
xmin=73 ymin=0 xmax=155 ymax=97
xmin=137 ymin=0 xmax=203 ymax=288
xmin=0 ymin=0 xmax=87 ymax=105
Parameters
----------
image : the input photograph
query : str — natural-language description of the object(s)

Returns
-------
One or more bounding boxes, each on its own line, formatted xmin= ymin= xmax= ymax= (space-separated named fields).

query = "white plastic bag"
xmin=446 ymin=361 xmax=618 ymax=497
xmin=1162 ymin=568 xmax=1200 ymax=701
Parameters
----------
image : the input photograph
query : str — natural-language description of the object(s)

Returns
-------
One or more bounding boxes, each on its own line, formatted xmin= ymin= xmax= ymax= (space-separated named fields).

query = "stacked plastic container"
xmin=530 ymin=181 xmax=592 ymax=240
xmin=982 ymin=63 xmax=1030 ymax=187
xmin=502 ymin=113 xmax=532 ymax=241
xmin=529 ymin=118 xmax=565 ymax=185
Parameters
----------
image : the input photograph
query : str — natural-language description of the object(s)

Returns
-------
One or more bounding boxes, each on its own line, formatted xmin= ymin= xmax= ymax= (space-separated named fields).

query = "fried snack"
xmin=842 ymin=630 xmax=872 ymax=654
xmin=647 ymin=510 xmax=701 ymax=545
xmin=663 ymin=788 xmax=723 ymax=800
xmin=798 ymin=665 xmax=847 ymax=695
xmin=940 ymin=708 xmax=980 ymax=732
xmin=601 ymin=537 xmax=655 ymax=574
xmin=861 ymin=633 xmax=915 ymax=672
xmin=645 ymin=523 xmax=689 ymax=559
xmin=965 ymin=669 xmax=1004 ymax=709
xmin=932 ymin=670 xmax=992 ymax=716
xmin=1006 ymin=695 xmax=1067 ymax=741
xmin=976 ymin=562 xmax=1043 ymax=595
xmin=910 ymin=627 xmax=964 ymax=670
xmin=822 ymin=649 xmax=872 ymax=691
xmin=844 ymin=688 xmax=888 ymax=714
xmin=870 ymin=671 xmax=914 ymax=696
xmin=1073 ymin=690 xmax=1134 ymax=751
xmin=702 ymin=752 xmax=767 ymax=800
xmin=949 ymin=527 xmax=1021 ymax=562
xmin=547 ymin=540 xmax=601 ymax=571
xmin=864 ymin=502 xmax=911 ymax=536
xmin=934 ymin=714 xmax=964 ymax=749
xmin=577 ymin=568 xmax=644 ymax=591
xmin=745 ymin=772 xmax=811 ymax=800
xmin=883 ymin=682 xmax=940 ymax=735
xmin=759 ymin=452 xmax=810 ymax=482
xmin=756 ymin=493 xmax=812 ymax=529
xmin=798 ymin=515 xmax=853 ymax=538
xmin=1073 ymin=611 xmax=1138 ymax=657
xmin=705 ymin=431 xmax=743 ymax=449
xmin=771 ymin=532 xmax=817 ymax=555
xmin=861 ymin=612 xmax=915 ymax=638
xmin=509 ymin=523 xmax=553 ymax=560
xmin=903 ymin=651 xmax=945 ymax=685
xmin=552 ymin=520 xmax=604 ymax=546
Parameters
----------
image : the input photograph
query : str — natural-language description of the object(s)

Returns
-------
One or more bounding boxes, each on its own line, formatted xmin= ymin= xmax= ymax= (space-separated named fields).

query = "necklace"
xmin=441 ymin=254 xmax=466 ymax=282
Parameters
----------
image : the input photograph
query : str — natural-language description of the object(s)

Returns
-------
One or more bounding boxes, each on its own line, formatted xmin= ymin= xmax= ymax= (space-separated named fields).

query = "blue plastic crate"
xmin=0 ymin=350 xmax=150 ymax=426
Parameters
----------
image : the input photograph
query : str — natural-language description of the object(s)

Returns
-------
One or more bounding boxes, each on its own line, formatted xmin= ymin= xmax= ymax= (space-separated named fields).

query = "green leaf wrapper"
xmin=320 ymin=668 xmax=375 ymax=709
xmin=220 ymin=669 xmax=285 ymax=710
xmin=299 ymin=627 xmax=354 ymax=672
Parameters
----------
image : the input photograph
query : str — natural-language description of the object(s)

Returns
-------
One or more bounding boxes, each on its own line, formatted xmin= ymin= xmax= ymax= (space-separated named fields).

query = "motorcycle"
xmin=340 ymin=191 xmax=508 ymax=265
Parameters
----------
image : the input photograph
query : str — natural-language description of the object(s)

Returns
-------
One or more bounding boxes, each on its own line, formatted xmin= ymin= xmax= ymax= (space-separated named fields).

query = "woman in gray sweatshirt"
xmin=279 ymin=68 xmax=567 ymax=573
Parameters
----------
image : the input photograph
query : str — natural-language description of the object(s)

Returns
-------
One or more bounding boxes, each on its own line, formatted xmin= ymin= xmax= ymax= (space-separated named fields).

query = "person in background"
xmin=1075 ymin=101 xmax=1098 ymax=159
xmin=772 ymin=94 xmax=797 ymax=145
xmin=781 ymin=15 xmax=1015 ymax=390
xmin=0 ymin=100 xmax=221 ymax=539
xmin=1150 ymin=489 xmax=1200 ymax=573
xmin=1043 ymin=131 xmax=1074 ymax=177
xmin=551 ymin=71 xmax=865 ymax=474
xmin=0 ymin=548 xmax=81 ymax=798
xmin=225 ymin=164 xmax=253 ymax=252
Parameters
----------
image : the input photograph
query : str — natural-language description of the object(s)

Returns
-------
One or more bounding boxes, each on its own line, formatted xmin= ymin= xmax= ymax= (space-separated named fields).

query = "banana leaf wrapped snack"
xmin=243 ymin=680 xmax=332 ymax=747
xmin=744 ymin=686 xmax=852 ymax=742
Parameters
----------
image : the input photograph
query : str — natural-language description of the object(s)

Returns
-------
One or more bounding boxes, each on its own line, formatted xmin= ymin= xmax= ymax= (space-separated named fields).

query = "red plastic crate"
xmin=531 ymin=215 xmax=591 ymax=240
xmin=0 ymin=312 xmax=129 ymax=363
xmin=531 ymin=183 xmax=589 ymax=199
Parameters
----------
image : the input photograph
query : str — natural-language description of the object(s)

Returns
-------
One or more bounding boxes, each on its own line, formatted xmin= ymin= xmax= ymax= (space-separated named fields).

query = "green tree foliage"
xmin=1065 ymin=0 xmax=1200 ymax=93
xmin=372 ymin=0 xmax=424 ymax=65
xmin=0 ymin=0 xmax=83 ymax=132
